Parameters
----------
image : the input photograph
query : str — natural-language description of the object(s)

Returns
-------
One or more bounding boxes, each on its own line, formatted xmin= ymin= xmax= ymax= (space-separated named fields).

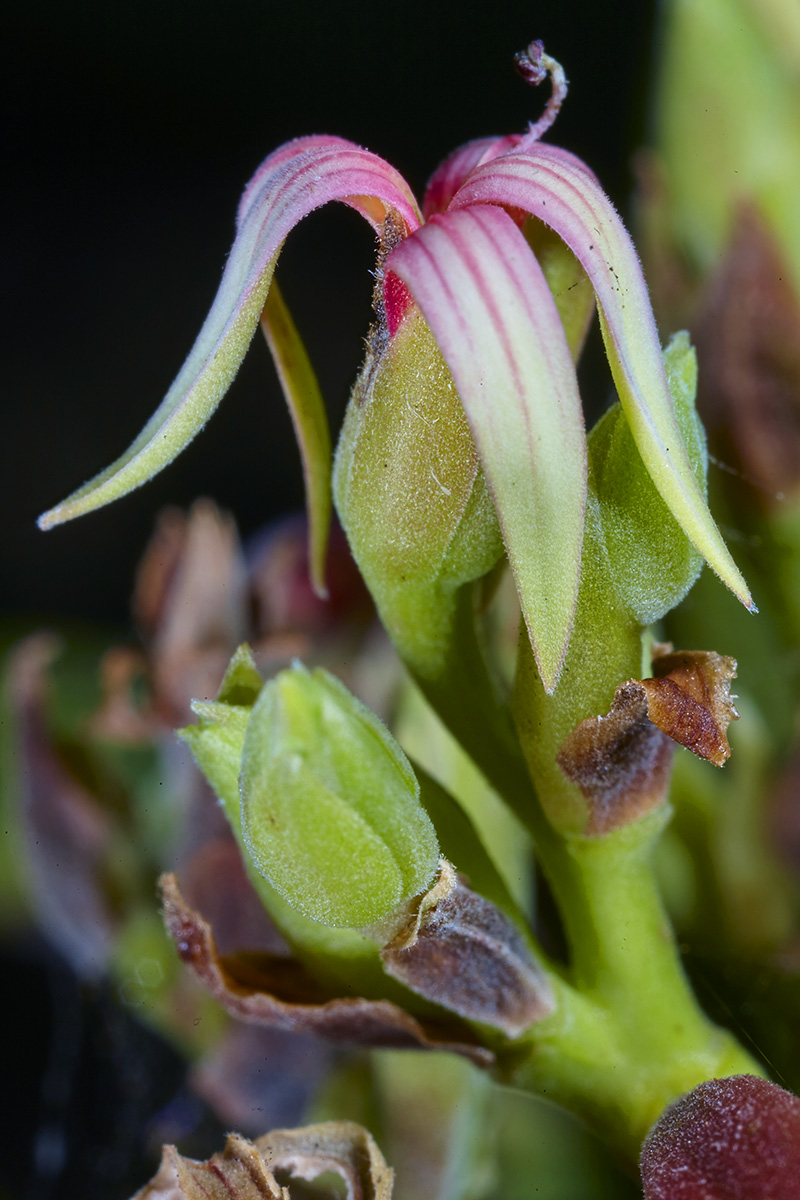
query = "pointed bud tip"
xmin=37 ymin=509 xmax=59 ymax=531
xmin=310 ymin=578 xmax=330 ymax=601
xmin=538 ymin=659 xmax=564 ymax=696
xmin=726 ymin=571 xmax=757 ymax=614
xmin=527 ymin=609 xmax=573 ymax=695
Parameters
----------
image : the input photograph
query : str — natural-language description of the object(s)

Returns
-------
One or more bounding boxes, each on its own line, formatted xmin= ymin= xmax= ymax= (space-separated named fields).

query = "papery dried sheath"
xmin=381 ymin=864 xmax=555 ymax=1037
xmin=133 ymin=1120 xmax=394 ymax=1200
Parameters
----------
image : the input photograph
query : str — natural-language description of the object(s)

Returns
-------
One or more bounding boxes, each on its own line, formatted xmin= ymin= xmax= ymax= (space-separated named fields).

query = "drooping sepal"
xmin=259 ymin=281 xmax=332 ymax=597
xmin=39 ymin=139 xmax=420 ymax=529
xmin=387 ymin=204 xmax=587 ymax=691
xmin=451 ymin=145 xmax=753 ymax=611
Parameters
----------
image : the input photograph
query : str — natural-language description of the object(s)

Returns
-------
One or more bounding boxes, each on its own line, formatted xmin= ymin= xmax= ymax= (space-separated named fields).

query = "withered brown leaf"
xmin=8 ymin=634 xmax=116 ymax=976
xmin=134 ymin=500 xmax=249 ymax=724
xmin=134 ymin=1121 xmax=393 ymax=1200
xmin=161 ymin=874 xmax=493 ymax=1066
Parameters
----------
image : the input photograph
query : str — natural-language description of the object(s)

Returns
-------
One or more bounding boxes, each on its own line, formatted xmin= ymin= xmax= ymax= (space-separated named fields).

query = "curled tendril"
xmin=513 ymin=40 xmax=569 ymax=145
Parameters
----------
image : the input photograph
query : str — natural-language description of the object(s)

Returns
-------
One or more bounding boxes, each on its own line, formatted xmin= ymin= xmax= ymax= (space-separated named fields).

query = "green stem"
xmin=407 ymin=580 xmax=537 ymax=829
xmin=511 ymin=809 xmax=762 ymax=1159
xmin=509 ymin=511 xmax=762 ymax=1159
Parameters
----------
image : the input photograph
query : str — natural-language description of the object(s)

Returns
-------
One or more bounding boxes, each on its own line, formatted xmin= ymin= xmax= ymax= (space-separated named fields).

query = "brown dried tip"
xmin=646 ymin=649 xmax=738 ymax=767
xmin=558 ymin=649 xmax=738 ymax=835
xmin=381 ymin=863 xmax=554 ymax=1038
xmin=695 ymin=202 xmax=800 ymax=504
xmin=160 ymin=874 xmax=493 ymax=1066
xmin=133 ymin=1121 xmax=393 ymax=1200
xmin=640 ymin=1075 xmax=800 ymax=1200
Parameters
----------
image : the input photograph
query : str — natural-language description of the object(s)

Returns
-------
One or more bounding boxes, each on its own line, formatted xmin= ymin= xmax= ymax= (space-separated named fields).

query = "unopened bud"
xmin=641 ymin=1075 xmax=800 ymax=1200
xmin=334 ymin=305 xmax=503 ymax=677
xmin=590 ymin=332 xmax=707 ymax=624
xmin=241 ymin=662 xmax=440 ymax=927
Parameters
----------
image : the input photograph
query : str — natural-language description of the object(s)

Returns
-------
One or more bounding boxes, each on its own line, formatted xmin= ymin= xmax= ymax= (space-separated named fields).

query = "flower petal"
xmin=450 ymin=145 xmax=754 ymax=611
xmin=423 ymin=137 xmax=510 ymax=219
xmin=38 ymin=141 xmax=421 ymax=529
xmin=386 ymin=204 xmax=587 ymax=692
xmin=259 ymin=280 xmax=331 ymax=598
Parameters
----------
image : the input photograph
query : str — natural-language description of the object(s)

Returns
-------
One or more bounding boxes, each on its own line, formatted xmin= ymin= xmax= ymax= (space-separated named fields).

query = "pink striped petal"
xmin=387 ymin=204 xmax=587 ymax=692
xmin=423 ymin=133 xmax=536 ymax=219
xmin=450 ymin=145 xmax=753 ymax=611
xmin=39 ymin=141 xmax=421 ymax=530
xmin=237 ymin=135 xmax=360 ymax=225
xmin=423 ymin=137 xmax=509 ymax=218
xmin=236 ymin=134 xmax=416 ymax=232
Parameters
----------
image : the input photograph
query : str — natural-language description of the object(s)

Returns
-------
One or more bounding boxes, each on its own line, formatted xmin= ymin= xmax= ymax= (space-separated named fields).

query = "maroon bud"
xmin=640 ymin=1075 xmax=800 ymax=1200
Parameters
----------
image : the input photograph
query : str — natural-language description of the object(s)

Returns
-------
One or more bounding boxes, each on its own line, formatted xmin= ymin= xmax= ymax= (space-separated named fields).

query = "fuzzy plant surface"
xmin=35 ymin=25 xmax=800 ymax=1200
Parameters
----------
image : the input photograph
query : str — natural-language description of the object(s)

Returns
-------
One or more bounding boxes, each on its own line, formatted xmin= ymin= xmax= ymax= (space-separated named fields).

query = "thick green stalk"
xmin=511 ymin=502 xmax=762 ymax=1158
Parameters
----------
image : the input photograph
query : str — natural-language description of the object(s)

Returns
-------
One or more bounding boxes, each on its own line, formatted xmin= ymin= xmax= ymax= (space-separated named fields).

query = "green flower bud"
xmin=333 ymin=302 xmax=531 ymax=815
xmin=333 ymin=305 xmax=503 ymax=679
xmin=180 ymin=646 xmax=427 ymax=995
xmin=240 ymin=662 xmax=440 ymax=928
xmin=590 ymin=332 xmax=707 ymax=625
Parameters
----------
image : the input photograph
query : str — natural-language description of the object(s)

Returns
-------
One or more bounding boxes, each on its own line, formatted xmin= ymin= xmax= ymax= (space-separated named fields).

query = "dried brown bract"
xmin=160 ymin=874 xmax=493 ymax=1065
xmin=134 ymin=1121 xmax=393 ymax=1200
xmin=381 ymin=863 xmax=554 ymax=1037
xmin=645 ymin=648 xmax=738 ymax=768
xmin=558 ymin=648 xmax=738 ymax=834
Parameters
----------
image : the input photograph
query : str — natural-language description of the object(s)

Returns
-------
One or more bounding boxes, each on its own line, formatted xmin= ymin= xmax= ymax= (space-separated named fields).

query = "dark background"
xmin=4 ymin=0 xmax=658 ymax=630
